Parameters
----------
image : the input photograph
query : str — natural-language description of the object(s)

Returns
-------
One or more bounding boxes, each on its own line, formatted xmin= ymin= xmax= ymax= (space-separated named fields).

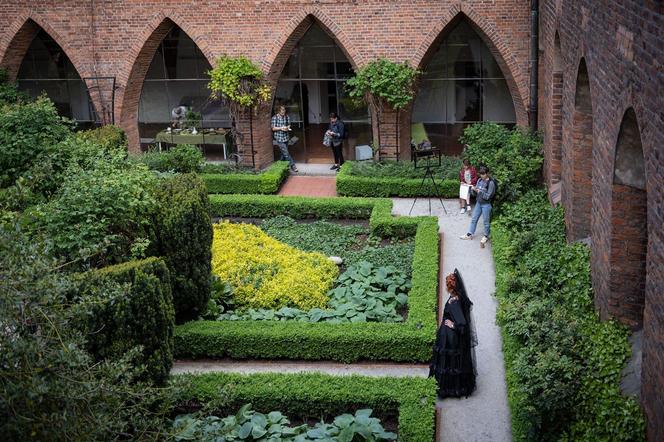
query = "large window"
xmin=412 ymin=21 xmax=516 ymax=154
xmin=17 ymin=30 xmax=95 ymax=127
xmin=273 ymin=23 xmax=370 ymax=163
xmin=138 ymin=27 xmax=230 ymax=158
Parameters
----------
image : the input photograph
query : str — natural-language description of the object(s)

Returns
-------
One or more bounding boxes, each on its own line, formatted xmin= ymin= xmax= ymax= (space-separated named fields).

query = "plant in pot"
xmin=208 ymin=55 xmax=271 ymax=168
xmin=345 ymin=58 xmax=419 ymax=161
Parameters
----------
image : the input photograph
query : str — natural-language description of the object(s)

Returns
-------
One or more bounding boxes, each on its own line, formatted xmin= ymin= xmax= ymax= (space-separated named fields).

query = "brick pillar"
xmin=233 ymin=103 xmax=273 ymax=170
xmin=604 ymin=184 xmax=647 ymax=328
xmin=376 ymin=106 xmax=410 ymax=161
xmin=563 ymin=108 xmax=593 ymax=241
xmin=547 ymin=71 xmax=563 ymax=184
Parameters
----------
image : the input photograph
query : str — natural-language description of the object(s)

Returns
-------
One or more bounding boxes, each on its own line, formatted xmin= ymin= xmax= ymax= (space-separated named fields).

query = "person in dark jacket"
xmin=324 ymin=112 xmax=345 ymax=170
xmin=460 ymin=165 xmax=495 ymax=248
xmin=430 ymin=270 xmax=477 ymax=398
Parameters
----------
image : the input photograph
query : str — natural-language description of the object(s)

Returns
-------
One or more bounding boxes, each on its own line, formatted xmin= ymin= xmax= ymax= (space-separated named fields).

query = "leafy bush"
xmin=492 ymin=189 xmax=645 ymax=441
xmin=176 ymin=372 xmax=436 ymax=442
xmin=348 ymin=157 xmax=461 ymax=180
xmin=211 ymin=222 xmax=338 ymax=310
xmin=203 ymin=161 xmax=290 ymax=194
xmin=345 ymin=59 xmax=419 ymax=111
xmin=73 ymin=257 xmax=175 ymax=385
xmin=460 ymin=123 xmax=543 ymax=208
xmin=211 ymin=262 xmax=410 ymax=324
xmin=135 ymin=144 xmax=205 ymax=173
xmin=208 ymin=55 xmax=271 ymax=108
xmin=151 ymin=173 xmax=213 ymax=323
xmin=32 ymin=160 xmax=158 ymax=268
xmin=0 ymin=68 xmax=29 ymax=105
xmin=173 ymin=404 xmax=397 ymax=441
xmin=0 ymin=97 xmax=71 ymax=188
xmin=75 ymin=125 xmax=128 ymax=156
xmin=0 ymin=226 xmax=178 ymax=440
xmin=201 ymin=163 xmax=257 ymax=174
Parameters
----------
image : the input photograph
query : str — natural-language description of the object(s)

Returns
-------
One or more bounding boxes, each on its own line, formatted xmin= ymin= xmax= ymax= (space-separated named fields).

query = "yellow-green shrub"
xmin=211 ymin=222 xmax=338 ymax=310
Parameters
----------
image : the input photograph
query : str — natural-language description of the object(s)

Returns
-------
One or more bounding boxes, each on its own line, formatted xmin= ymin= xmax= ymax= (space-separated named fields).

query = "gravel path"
xmin=392 ymin=198 xmax=512 ymax=442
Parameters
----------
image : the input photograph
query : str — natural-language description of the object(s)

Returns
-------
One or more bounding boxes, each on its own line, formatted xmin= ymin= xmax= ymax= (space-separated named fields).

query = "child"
xmin=458 ymin=158 xmax=477 ymax=214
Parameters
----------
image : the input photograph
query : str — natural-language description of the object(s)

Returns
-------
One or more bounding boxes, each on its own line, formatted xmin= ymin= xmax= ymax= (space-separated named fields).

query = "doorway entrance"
xmin=273 ymin=23 xmax=371 ymax=163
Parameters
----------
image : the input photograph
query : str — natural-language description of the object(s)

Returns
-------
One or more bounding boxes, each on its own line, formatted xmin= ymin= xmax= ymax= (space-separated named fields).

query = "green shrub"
xmin=134 ymin=144 xmax=205 ymax=173
xmin=492 ymin=189 xmax=645 ymax=441
xmin=174 ymin=208 xmax=439 ymax=363
xmin=202 ymin=161 xmax=289 ymax=194
xmin=0 ymin=68 xmax=29 ymax=105
xmin=348 ymin=157 xmax=461 ymax=179
xmin=74 ymin=257 xmax=175 ymax=385
xmin=0 ymin=97 xmax=71 ymax=188
xmin=337 ymin=162 xmax=458 ymax=198
xmin=460 ymin=123 xmax=543 ymax=209
xmin=151 ymin=174 xmax=212 ymax=323
xmin=75 ymin=125 xmax=128 ymax=156
xmin=175 ymin=372 xmax=436 ymax=442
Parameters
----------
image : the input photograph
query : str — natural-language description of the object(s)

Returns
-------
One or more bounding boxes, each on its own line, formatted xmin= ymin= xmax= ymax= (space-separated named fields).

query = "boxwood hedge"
xmin=175 ymin=195 xmax=439 ymax=362
xmin=175 ymin=372 xmax=436 ymax=442
xmin=202 ymin=161 xmax=289 ymax=194
xmin=336 ymin=162 xmax=458 ymax=198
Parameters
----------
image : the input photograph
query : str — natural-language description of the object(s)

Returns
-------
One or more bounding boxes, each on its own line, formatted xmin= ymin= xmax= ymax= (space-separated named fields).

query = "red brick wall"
xmin=0 ymin=0 xmax=532 ymax=167
xmin=540 ymin=1 xmax=664 ymax=439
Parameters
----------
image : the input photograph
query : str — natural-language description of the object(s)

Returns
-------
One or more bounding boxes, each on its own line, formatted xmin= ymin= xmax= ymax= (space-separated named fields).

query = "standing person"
xmin=460 ymin=165 xmax=495 ymax=248
xmin=430 ymin=270 xmax=477 ymax=398
xmin=458 ymin=158 xmax=477 ymax=214
xmin=271 ymin=105 xmax=298 ymax=172
xmin=325 ymin=112 xmax=345 ymax=170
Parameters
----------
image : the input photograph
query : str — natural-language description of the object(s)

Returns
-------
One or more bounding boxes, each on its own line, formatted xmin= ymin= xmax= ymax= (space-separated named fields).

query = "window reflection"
xmin=413 ymin=20 xmax=516 ymax=154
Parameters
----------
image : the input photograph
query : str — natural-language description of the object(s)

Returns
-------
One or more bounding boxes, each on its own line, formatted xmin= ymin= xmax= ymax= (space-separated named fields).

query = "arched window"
xmin=138 ymin=26 xmax=230 ymax=159
xmin=412 ymin=20 xmax=516 ymax=155
xmin=272 ymin=22 xmax=370 ymax=163
xmin=17 ymin=29 xmax=95 ymax=127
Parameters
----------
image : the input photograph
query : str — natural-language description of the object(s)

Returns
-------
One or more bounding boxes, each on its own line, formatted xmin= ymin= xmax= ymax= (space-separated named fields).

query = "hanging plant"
xmin=345 ymin=59 xmax=419 ymax=111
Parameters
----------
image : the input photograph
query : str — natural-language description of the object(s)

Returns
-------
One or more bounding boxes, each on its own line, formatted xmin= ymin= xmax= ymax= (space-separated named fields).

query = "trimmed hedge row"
xmin=336 ymin=162 xmax=458 ymax=198
xmin=75 ymin=257 xmax=174 ymax=385
xmin=492 ymin=190 xmax=645 ymax=440
xmin=175 ymin=196 xmax=439 ymax=362
xmin=151 ymin=174 xmax=213 ymax=323
xmin=175 ymin=372 xmax=436 ymax=442
xmin=202 ymin=161 xmax=290 ymax=194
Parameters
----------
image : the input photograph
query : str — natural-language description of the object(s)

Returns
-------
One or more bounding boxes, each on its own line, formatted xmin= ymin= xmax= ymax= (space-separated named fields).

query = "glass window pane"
xmin=69 ymin=80 xmax=93 ymax=121
xmin=337 ymin=81 xmax=368 ymax=122
xmin=281 ymin=49 xmax=300 ymax=79
xmin=139 ymin=81 xmax=172 ymax=123
xmin=300 ymin=45 xmax=335 ymax=79
xmin=481 ymin=46 xmax=503 ymax=78
xmin=449 ymin=80 xmax=481 ymax=122
xmin=422 ymin=45 xmax=447 ymax=80
xmin=412 ymin=80 xmax=449 ymax=123
xmin=334 ymin=47 xmax=353 ymax=79
xmin=145 ymin=46 xmax=166 ymax=79
xmin=483 ymin=78 xmax=516 ymax=122
xmin=448 ymin=39 xmax=481 ymax=78
xmin=274 ymin=81 xmax=303 ymax=123
xmin=300 ymin=24 xmax=334 ymax=46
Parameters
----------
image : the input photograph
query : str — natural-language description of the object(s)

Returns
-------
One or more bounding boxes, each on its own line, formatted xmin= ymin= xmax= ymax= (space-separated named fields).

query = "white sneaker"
xmin=480 ymin=236 xmax=489 ymax=248
xmin=460 ymin=234 xmax=473 ymax=240
xmin=466 ymin=206 xmax=472 ymax=216
xmin=459 ymin=208 xmax=466 ymax=215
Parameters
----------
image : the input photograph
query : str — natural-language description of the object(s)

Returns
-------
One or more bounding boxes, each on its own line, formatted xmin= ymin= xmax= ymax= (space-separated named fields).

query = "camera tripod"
xmin=408 ymin=155 xmax=448 ymax=216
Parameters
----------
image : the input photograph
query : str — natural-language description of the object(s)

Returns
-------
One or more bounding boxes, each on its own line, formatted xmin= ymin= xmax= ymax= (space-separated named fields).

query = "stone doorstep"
xmin=171 ymin=359 xmax=429 ymax=378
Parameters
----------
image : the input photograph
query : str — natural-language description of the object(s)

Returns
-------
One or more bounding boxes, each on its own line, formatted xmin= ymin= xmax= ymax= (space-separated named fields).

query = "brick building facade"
xmin=0 ymin=0 xmax=662 ymax=438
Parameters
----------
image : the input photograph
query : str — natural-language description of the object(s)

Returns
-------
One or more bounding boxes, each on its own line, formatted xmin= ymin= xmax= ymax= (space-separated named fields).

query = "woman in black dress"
xmin=430 ymin=269 xmax=477 ymax=398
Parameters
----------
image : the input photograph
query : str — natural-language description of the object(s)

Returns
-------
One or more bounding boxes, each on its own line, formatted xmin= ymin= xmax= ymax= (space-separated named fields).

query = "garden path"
xmin=278 ymin=175 xmax=337 ymax=197
xmin=391 ymin=198 xmax=512 ymax=442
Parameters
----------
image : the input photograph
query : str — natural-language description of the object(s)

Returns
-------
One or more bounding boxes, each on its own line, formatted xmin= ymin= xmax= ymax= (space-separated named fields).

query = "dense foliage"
xmin=260 ymin=216 xmax=415 ymax=275
xmin=177 ymin=372 xmax=435 ymax=442
xmin=150 ymin=173 xmax=213 ymax=323
xmin=173 ymin=404 xmax=397 ymax=441
xmin=460 ymin=123 xmax=543 ymax=208
xmin=211 ymin=222 xmax=338 ymax=310
xmin=208 ymin=55 xmax=271 ymax=109
xmin=75 ymin=124 xmax=128 ymax=156
xmin=74 ymin=257 xmax=175 ymax=385
xmin=345 ymin=59 xmax=419 ymax=110
xmin=493 ymin=190 xmax=645 ymax=441
xmin=0 ymin=69 xmax=29 ymax=105
xmin=0 ymin=226 xmax=177 ymax=440
xmin=134 ymin=144 xmax=205 ymax=173
xmin=348 ymin=157 xmax=461 ymax=180
xmin=203 ymin=161 xmax=290 ymax=194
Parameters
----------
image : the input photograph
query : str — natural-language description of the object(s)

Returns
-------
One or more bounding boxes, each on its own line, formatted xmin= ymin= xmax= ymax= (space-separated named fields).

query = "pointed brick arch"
xmin=0 ymin=16 xmax=91 ymax=81
xmin=412 ymin=6 xmax=528 ymax=126
xmin=263 ymin=9 xmax=362 ymax=85
xmin=118 ymin=14 xmax=215 ymax=152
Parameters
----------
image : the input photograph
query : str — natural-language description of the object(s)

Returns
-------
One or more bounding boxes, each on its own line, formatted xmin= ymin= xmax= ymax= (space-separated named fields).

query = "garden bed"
xmin=173 ymin=372 xmax=436 ymax=442
xmin=175 ymin=196 xmax=439 ymax=363
xmin=202 ymin=161 xmax=290 ymax=194
xmin=336 ymin=161 xmax=459 ymax=198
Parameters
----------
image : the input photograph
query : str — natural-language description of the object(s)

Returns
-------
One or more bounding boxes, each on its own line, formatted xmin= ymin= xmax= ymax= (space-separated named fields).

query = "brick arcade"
xmin=0 ymin=1 xmax=662 ymax=439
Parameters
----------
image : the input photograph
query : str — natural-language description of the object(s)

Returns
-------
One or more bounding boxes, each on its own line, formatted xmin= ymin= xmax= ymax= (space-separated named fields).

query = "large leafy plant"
xmin=172 ymin=404 xmax=397 ymax=441
xmin=208 ymin=56 xmax=271 ymax=109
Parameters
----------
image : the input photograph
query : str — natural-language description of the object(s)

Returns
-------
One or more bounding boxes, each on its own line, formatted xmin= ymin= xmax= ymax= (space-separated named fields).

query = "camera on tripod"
xmin=408 ymin=139 xmax=447 ymax=215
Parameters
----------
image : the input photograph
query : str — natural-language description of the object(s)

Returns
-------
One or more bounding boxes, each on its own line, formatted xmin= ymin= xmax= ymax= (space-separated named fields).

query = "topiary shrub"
xmin=75 ymin=125 xmax=128 ymax=156
xmin=150 ymin=173 xmax=212 ymax=323
xmin=73 ymin=257 xmax=175 ymax=385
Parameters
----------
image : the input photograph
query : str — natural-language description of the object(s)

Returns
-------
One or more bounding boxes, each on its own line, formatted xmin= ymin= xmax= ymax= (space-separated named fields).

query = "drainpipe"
xmin=529 ymin=0 xmax=539 ymax=132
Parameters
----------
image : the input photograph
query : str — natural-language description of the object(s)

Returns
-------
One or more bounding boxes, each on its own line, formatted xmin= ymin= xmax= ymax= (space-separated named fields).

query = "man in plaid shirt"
xmin=271 ymin=105 xmax=297 ymax=172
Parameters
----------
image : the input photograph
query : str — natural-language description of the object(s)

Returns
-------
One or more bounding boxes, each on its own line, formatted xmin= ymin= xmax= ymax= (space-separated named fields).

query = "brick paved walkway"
xmin=278 ymin=175 xmax=337 ymax=197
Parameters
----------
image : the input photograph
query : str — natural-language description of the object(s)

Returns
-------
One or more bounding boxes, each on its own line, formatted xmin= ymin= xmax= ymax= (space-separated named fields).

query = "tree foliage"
xmin=208 ymin=55 xmax=271 ymax=109
xmin=345 ymin=59 xmax=419 ymax=110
